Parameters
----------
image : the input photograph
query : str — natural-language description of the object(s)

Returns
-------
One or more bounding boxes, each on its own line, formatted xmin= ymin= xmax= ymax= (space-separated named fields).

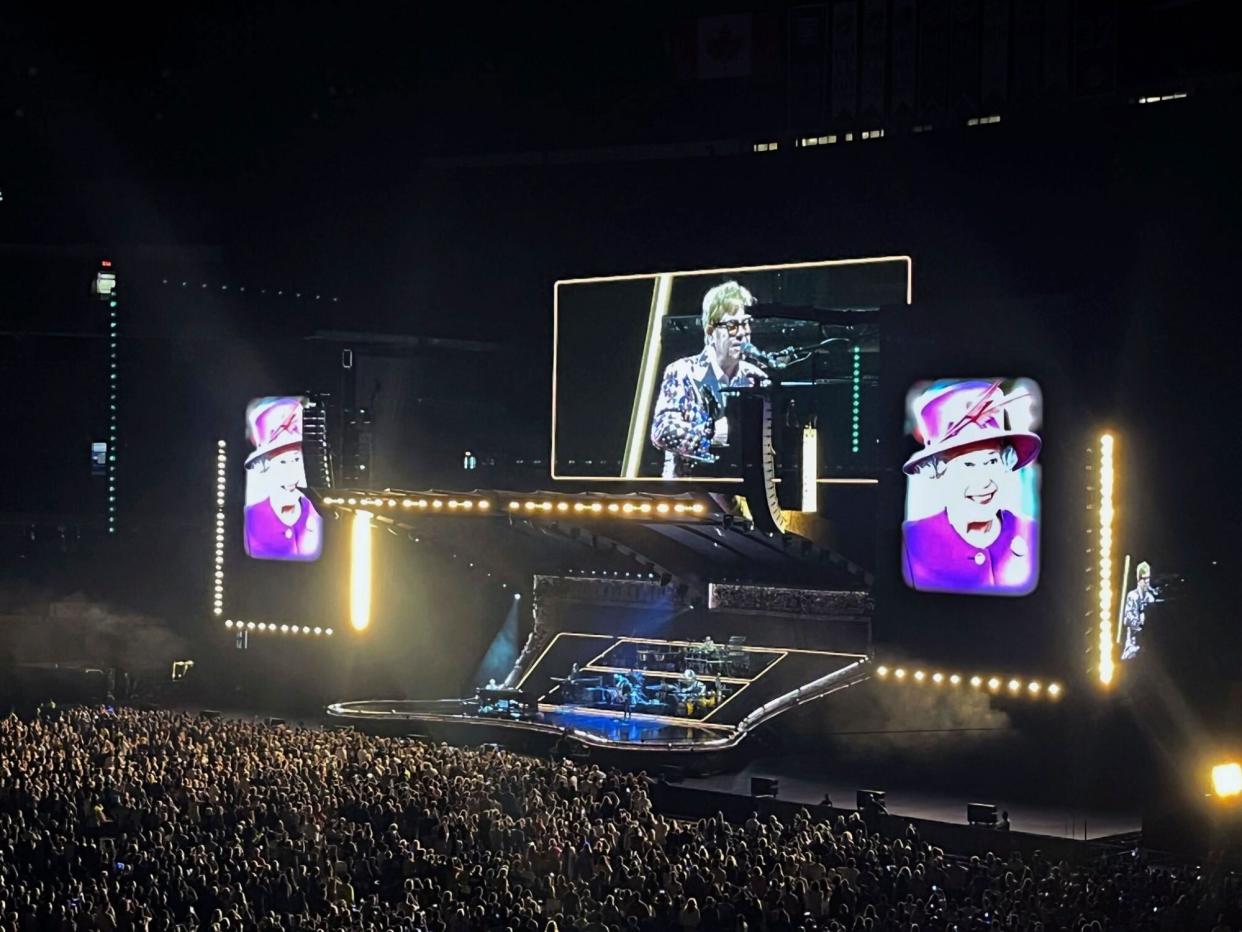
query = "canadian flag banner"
xmin=697 ymin=13 xmax=753 ymax=80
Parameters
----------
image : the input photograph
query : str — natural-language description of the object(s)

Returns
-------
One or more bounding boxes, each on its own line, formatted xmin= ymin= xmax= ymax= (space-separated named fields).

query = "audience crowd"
xmin=0 ymin=706 xmax=1238 ymax=931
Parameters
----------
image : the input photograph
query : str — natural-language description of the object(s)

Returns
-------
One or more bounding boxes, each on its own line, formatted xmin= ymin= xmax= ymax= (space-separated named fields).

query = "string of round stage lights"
xmin=104 ymin=262 xmax=119 ymax=534
xmin=213 ymin=440 xmax=227 ymax=617
xmin=224 ymin=620 xmax=333 ymax=637
xmin=161 ymin=279 xmax=340 ymax=302
xmin=1097 ymin=433 xmax=1116 ymax=686
xmin=875 ymin=664 xmax=1062 ymax=701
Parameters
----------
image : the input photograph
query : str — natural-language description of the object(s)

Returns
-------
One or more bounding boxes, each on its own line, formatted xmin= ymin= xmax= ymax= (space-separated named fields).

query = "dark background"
xmin=2 ymin=3 xmax=1240 ymax=765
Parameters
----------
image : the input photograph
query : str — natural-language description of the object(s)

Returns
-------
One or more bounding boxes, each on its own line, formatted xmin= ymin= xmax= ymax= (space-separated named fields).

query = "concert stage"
xmin=318 ymin=488 xmax=875 ymax=757
xmin=327 ymin=626 xmax=871 ymax=755
xmin=325 ymin=698 xmax=734 ymax=750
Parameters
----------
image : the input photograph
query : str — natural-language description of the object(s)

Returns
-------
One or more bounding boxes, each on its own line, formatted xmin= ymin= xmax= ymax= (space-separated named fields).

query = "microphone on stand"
xmin=740 ymin=341 xmax=787 ymax=369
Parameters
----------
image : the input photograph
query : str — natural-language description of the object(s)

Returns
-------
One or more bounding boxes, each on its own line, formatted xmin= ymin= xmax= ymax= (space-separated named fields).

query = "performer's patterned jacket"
xmin=650 ymin=348 xmax=767 ymax=478
xmin=1123 ymin=585 xmax=1156 ymax=634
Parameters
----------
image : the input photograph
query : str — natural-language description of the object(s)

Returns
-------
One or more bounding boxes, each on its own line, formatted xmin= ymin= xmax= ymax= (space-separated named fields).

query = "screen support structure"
xmin=738 ymin=392 xmax=787 ymax=535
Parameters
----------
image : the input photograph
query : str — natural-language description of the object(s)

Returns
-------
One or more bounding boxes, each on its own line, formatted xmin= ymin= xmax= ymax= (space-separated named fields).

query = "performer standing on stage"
xmin=650 ymin=281 xmax=770 ymax=478
xmin=564 ymin=663 xmax=583 ymax=702
xmin=614 ymin=673 xmax=635 ymax=719
xmin=1122 ymin=561 xmax=1158 ymax=660
xmin=628 ymin=668 xmax=645 ymax=699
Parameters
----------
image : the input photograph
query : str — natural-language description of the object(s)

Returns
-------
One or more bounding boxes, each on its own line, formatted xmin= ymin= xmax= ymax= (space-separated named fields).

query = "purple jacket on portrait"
xmin=902 ymin=509 xmax=1038 ymax=596
xmin=244 ymin=497 xmax=323 ymax=562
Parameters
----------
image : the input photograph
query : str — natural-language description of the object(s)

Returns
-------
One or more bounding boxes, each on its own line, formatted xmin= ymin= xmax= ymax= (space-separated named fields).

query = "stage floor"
xmin=328 ymin=632 xmax=870 ymax=751
xmin=685 ymin=755 xmax=1141 ymax=841
xmin=325 ymin=698 xmax=739 ymax=749
xmin=516 ymin=632 xmax=868 ymax=732
xmin=540 ymin=706 xmax=727 ymax=744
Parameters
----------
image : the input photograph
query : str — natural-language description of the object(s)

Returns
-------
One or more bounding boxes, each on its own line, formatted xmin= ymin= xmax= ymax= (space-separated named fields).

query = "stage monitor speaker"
xmin=739 ymin=394 xmax=787 ymax=534
xmin=751 ymin=776 xmax=780 ymax=798
xmin=657 ymin=765 xmax=686 ymax=783
xmin=266 ymin=717 xmax=286 ymax=727
xmin=200 ymin=709 xmax=223 ymax=721
xmin=857 ymin=789 xmax=886 ymax=810
xmin=1143 ymin=789 xmax=1242 ymax=857
xmin=967 ymin=802 xmax=998 ymax=826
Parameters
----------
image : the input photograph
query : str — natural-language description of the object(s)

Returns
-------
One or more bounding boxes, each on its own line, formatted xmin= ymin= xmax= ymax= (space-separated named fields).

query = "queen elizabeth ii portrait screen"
xmin=243 ymin=396 xmax=323 ymax=562
xmin=902 ymin=378 xmax=1042 ymax=597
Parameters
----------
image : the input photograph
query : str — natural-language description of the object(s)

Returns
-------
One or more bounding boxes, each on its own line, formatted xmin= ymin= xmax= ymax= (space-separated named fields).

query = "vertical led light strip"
xmin=350 ymin=510 xmax=373 ymax=631
xmin=213 ymin=440 xmax=227 ymax=617
xmin=107 ymin=293 xmax=119 ymax=532
xmin=801 ymin=425 xmax=818 ymax=511
xmin=1097 ymin=433 xmax=1116 ymax=686
xmin=850 ymin=345 xmax=862 ymax=453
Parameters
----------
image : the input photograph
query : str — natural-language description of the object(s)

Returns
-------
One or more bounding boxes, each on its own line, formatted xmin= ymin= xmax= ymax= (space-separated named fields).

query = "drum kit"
xmin=634 ymin=645 xmax=686 ymax=669
xmin=633 ymin=639 xmax=745 ymax=676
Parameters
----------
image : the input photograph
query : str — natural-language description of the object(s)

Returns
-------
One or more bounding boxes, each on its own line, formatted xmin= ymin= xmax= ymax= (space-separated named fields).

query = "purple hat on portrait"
xmin=903 ymin=380 xmax=1040 ymax=475
xmin=245 ymin=397 xmax=305 ymax=468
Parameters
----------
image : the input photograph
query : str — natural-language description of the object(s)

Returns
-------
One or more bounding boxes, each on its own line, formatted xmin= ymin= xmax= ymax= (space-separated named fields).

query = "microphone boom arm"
xmin=741 ymin=337 xmax=851 ymax=370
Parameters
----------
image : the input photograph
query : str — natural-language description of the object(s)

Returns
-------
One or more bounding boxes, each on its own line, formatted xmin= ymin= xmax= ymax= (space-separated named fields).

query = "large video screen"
xmin=1120 ymin=559 xmax=1157 ymax=662
xmin=901 ymin=378 xmax=1042 ymax=596
xmin=1117 ymin=553 xmax=1186 ymax=666
xmin=244 ymin=396 xmax=323 ymax=562
xmin=553 ymin=258 xmax=910 ymax=480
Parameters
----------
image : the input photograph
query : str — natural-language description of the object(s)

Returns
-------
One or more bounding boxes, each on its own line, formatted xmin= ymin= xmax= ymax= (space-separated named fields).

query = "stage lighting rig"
xmin=1213 ymin=762 xmax=1242 ymax=800
xmin=1097 ymin=433 xmax=1117 ymax=687
xmin=351 ymin=510 xmax=373 ymax=631
xmin=100 ymin=260 xmax=120 ymax=533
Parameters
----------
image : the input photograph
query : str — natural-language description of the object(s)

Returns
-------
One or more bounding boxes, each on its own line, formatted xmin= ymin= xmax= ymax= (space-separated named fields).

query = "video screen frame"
xmin=551 ymin=255 xmax=913 ymax=482
xmin=243 ymin=395 xmax=324 ymax=562
xmin=900 ymin=377 xmax=1042 ymax=597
